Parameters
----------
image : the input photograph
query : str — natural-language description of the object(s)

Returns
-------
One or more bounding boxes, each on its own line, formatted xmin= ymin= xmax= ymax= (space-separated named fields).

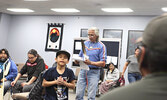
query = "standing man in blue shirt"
xmin=75 ymin=27 xmax=107 ymax=100
xmin=0 ymin=48 xmax=17 ymax=95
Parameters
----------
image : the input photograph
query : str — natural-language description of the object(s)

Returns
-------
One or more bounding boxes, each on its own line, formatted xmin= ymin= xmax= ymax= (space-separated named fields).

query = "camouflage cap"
xmin=143 ymin=15 xmax=167 ymax=54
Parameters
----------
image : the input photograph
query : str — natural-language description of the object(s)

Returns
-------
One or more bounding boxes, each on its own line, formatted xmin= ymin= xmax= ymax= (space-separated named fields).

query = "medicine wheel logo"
xmin=50 ymin=28 xmax=60 ymax=43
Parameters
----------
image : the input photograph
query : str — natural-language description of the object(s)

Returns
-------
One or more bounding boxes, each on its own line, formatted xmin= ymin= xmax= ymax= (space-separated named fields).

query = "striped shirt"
xmin=79 ymin=40 xmax=107 ymax=69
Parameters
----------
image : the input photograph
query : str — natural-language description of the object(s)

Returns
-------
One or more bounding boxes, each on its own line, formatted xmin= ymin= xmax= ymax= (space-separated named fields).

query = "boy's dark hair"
xmin=56 ymin=50 xmax=70 ymax=60
xmin=0 ymin=48 xmax=10 ymax=58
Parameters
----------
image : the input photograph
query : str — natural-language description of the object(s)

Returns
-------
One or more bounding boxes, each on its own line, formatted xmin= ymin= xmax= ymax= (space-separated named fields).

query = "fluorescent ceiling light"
xmin=51 ymin=8 xmax=80 ymax=12
xmin=24 ymin=0 xmax=49 ymax=1
xmin=162 ymin=7 xmax=167 ymax=12
xmin=7 ymin=8 xmax=34 ymax=12
xmin=101 ymin=8 xmax=133 ymax=12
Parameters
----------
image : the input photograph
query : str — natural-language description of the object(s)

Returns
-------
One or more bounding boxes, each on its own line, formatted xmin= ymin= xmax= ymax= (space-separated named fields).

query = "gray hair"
xmin=88 ymin=27 xmax=99 ymax=36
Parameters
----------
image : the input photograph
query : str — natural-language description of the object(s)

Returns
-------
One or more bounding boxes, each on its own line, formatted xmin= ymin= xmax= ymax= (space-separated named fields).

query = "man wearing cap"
xmin=42 ymin=50 xmax=75 ymax=100
xmin=75 ymin=27 xmax=107 ymax=100
xmin=99 ymin=15 xmax=167 ymax=100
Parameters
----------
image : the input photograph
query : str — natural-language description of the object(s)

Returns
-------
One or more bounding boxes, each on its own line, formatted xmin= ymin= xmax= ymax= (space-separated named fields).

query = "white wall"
xmin=0 ymin=13 xmax=11 ymax=48
xmin=3 ymin=14 xmax=156 ymax=84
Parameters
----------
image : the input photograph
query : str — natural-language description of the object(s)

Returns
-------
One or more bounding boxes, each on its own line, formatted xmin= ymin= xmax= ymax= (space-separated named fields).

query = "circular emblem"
xmin=50 ymin=28 xmax=60 ymax=42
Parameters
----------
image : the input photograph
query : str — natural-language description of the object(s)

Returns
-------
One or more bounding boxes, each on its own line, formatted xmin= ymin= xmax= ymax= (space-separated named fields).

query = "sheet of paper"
xmin=72 ymin=54 xmax=84 ymax=61
xmin=79 ymin=61 xmax=89 ymax=70
xmin=111 ymin=56 xmax=117 ymax=65
xmin=106 ymin=56 xmax=112 ymax=64
xmin=72 ymin=55 xmax=89 ymax=70
xmin=106 ymin=56 xmax=118 ymax=65
xmin=75 ymin=42 xmax=81 ymax=50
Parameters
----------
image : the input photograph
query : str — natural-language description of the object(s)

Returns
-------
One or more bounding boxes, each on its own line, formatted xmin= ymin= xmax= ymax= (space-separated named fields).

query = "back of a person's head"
xmin=141 ymin=14 xmax=167 ymax=72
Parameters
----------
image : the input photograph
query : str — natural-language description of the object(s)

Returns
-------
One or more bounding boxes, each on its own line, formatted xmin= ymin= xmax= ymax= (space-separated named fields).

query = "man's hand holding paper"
xmin=72 ymin=54 xmax=89 ymax=70
xmin=84 ymin=58 xmax=91 ymax=65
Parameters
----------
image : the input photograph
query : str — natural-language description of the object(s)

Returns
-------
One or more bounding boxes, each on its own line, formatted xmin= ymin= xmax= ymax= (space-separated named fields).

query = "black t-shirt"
xmin=20 ymin=57 xmax=45 ymax=81
xmin=43 ymin=66 xmax=75 ymax=100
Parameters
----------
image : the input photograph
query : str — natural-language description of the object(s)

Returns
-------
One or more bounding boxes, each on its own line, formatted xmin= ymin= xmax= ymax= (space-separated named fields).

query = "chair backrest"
xmin=16 ymin=63 xmax=25 ymax=72
xmin=28 ymin=70 xmax=46 ymax=100
xmin=99 ymin=68 xmax=105 ymax=82
xmin=16 ymin=63 xmax=28 ymax=78
xmin=45 ymin=63 xmax=48 ymax=69
xmin=12 ymin=92 xmax=29 ymax=100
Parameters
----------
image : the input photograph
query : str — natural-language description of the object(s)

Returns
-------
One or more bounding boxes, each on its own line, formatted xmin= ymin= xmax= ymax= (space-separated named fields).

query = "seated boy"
xmin=42 ymin=50 xmax=75 ymax=100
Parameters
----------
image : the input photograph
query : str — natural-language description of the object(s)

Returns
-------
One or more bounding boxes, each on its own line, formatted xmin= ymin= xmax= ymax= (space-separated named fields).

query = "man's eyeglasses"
xmin=87 ymin=34 xmax=95 ymax=37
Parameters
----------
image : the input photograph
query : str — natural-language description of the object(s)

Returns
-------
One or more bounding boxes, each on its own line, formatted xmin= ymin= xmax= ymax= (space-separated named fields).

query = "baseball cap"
xmin=56 ymin=50 xmax=70 ymax=60
xmin=142 ymin=15 xmax=167 ymax=54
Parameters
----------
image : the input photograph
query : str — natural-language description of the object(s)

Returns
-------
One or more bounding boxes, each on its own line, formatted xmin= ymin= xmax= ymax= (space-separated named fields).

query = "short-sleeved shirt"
xmin=79 ymin=40 xmax=107 ymax=69
xmin=126 ymin=55 xmax=140 ymax=73
xmin=43 ymin=67 xmax=75 ymax=100
xmin=20 ymin=57 xmax=45 ymax=81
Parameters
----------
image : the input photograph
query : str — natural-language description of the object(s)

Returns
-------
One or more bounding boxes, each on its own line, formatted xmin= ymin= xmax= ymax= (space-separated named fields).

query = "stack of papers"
xmin=72 ymin=55 xmax=89 ymax=70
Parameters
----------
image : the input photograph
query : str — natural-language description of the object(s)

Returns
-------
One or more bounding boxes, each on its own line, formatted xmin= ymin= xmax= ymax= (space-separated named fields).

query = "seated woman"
xmin=99 ymin=62 xmax=119 ymax=94
xmin=11 ymin=49 xmax=45 ymax=93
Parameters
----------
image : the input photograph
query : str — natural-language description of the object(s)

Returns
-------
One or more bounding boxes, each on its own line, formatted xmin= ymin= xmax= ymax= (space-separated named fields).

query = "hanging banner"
xmin=45 ymin=23 xmax=64 ymax=52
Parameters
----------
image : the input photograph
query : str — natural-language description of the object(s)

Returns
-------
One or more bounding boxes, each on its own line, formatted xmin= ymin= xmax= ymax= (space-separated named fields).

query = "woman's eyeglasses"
xmin=28 ymin=56 xmax=35 ymax=60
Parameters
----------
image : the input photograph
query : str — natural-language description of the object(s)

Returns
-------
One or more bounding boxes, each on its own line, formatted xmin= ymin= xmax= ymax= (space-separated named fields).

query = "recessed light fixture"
xmin=101 ymin=8 xmax=133 ymax=12
xmin=24 ymin=0 xmax=49 ymax=1
xmin=51 ymin=8 xmax=80 ymax=12
xmin=7 ymin=8 xmax=34 ymax=12
xmin=162 ymin=7 xmax=167 ymax=12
